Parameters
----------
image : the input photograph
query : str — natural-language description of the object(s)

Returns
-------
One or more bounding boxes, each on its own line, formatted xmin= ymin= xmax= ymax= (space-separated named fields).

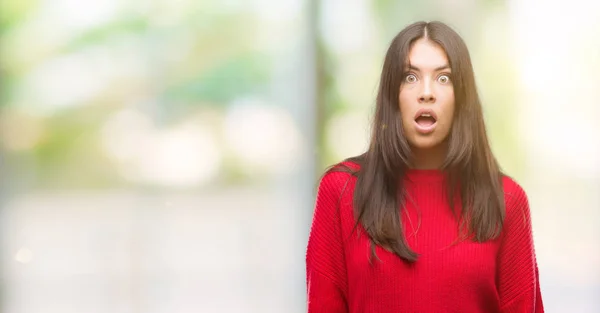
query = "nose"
xmin=419 ymin=81 xmax=435 ymax=103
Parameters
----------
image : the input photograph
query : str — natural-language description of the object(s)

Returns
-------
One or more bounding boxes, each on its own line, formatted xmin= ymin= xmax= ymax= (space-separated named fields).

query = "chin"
xmin=409 ymin=136 xmax=444 ymax=150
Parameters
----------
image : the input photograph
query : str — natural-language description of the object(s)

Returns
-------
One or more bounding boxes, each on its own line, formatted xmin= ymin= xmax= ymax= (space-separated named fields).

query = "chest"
xmin=339 ymin=192 xmax=501 ymax=291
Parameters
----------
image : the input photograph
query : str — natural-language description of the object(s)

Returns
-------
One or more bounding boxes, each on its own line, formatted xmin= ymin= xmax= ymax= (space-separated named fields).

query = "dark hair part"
xmin=328 ymin=21 xmax=505 ymax=262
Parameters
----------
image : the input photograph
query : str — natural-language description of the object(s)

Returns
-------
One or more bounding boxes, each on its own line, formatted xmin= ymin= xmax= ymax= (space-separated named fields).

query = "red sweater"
xmin=306 ymin=162 xmax=543 ymax=313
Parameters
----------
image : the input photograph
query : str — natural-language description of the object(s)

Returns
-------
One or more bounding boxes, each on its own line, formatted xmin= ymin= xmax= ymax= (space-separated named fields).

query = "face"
xmin=399 ymin=38 xmax=455 ymax=152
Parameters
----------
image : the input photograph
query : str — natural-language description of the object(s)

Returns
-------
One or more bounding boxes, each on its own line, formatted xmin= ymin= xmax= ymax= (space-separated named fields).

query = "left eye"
xmin=438 ymin=75 xmax=450 ymax=84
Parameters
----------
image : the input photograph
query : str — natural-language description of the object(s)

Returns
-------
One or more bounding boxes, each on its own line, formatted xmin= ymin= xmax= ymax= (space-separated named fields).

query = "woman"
xmin=305 ymin=21 xmax=544 ymax=313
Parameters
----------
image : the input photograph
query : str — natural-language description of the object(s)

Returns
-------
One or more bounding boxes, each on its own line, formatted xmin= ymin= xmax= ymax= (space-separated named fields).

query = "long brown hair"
xmin=329 ymin=21 xmax=505 ymax=262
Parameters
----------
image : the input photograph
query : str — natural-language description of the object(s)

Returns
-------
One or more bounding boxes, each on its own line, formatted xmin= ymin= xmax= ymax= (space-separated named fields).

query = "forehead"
xmin=406 ymin=39 xmax=449 ymax=69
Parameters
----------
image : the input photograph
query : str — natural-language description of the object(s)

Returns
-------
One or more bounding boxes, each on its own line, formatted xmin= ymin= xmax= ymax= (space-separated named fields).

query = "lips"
xmin=413 ymin=108 xmax=437 ymax=134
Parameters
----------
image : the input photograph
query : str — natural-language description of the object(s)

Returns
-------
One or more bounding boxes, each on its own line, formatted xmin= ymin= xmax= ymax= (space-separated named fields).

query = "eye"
xmin=438 ymin=74 xmax=451 ymax=84
xmin=405 ymin=74 xmax=417 ymax=83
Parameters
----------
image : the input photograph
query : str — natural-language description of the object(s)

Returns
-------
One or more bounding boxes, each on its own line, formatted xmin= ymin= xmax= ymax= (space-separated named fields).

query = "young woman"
xmin=305 ymin=21 xmax=544 ymax=313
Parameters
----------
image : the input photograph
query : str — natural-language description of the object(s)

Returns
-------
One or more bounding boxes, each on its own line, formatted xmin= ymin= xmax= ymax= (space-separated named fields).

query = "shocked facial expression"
xmin=399 ymin=38 xmax=455 ymax=152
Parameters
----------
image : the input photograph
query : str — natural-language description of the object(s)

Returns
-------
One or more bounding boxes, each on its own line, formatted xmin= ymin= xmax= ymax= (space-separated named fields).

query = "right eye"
xmin=405 ymin=74 xmax=417 ymax=83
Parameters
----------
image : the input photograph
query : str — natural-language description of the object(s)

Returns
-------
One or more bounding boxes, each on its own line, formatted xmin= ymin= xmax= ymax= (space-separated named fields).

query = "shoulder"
xmin=318 ymin=161 xmax=360 ymax=194
xmin=501 ymin=175 xmax=532 ymax=227
xmin=501 ymin=175 xmax=529 ymax=208
xmin=330 ymin=160 xmax=361 ymax=173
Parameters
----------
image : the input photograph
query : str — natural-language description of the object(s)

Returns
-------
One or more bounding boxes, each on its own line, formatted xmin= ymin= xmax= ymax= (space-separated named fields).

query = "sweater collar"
xmin=405 ymin=168 xmax=447 ymax=183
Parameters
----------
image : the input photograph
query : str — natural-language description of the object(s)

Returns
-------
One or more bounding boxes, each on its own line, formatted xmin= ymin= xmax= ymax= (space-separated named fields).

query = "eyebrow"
xmin=407 ymin=64 xmax=451 ymax=72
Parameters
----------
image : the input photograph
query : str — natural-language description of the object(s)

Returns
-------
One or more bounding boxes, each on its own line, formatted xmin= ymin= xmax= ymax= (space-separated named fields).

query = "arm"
xmin=306 ymin=172 xmax=349 ymax=313
xmin=497 ymin=180 xmax=544 ymax=313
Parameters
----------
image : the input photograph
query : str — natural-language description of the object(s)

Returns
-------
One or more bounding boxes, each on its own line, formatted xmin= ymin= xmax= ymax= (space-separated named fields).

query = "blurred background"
xmin=0 ymin=0 xmax=599 ymax=312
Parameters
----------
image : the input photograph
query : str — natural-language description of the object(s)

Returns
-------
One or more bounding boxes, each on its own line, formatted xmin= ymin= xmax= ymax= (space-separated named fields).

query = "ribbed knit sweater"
xmin=306 ymin=162 xmax=543 ymax=313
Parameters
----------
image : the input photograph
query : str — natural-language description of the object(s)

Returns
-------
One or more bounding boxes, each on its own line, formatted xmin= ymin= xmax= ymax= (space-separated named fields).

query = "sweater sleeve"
xmin=497 ymin=179 xmax=544 ymax=313
xmin=305 ymin=172 xmax=349 ymax=313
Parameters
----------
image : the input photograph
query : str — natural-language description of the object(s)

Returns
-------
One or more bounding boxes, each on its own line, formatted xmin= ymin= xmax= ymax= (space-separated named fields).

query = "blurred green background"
xmin=0 ymin=0 xmax=524 ymax=190
xmin=0 ymin=0 xmax=599 ymax=312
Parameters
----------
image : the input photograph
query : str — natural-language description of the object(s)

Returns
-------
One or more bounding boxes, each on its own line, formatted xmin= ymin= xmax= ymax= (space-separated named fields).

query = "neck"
xmin=410 ymin=145 xmax=446 ymax=170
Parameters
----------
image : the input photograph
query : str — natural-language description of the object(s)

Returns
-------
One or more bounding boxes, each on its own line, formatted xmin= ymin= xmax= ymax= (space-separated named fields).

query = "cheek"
xmin=398 ymin=91 xmax=407 ymax=108
xmin=444 ymin=103 xmax=455 ymax=122
xmin=398 ymin=89 xmax=415 ymax=121
xmin=439 ymin=108 xmax=455 ymax=131
xmin=439 ymin=91 xmax=455 ymax=124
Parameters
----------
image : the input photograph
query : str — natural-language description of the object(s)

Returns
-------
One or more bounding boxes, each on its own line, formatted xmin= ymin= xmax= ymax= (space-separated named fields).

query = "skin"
xmin=399 ymin=38 xmax=455 ymax=169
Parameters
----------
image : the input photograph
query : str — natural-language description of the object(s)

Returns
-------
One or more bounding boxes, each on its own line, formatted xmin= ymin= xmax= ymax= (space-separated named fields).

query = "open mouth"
xmin=414 ymin=110 xmax=437 ymax=133
xmin=415 ymin=113 xmax=436 ymax=127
